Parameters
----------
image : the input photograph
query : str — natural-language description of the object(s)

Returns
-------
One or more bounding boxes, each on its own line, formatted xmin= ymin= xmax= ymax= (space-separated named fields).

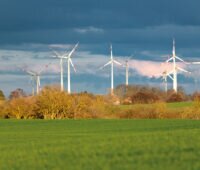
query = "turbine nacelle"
xmin=161 ymin=71 xmax=173 ymax=81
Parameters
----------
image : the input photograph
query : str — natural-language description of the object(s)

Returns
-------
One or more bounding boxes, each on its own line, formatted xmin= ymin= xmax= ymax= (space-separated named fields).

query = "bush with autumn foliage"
xmin=1 ymin=85 xmax=200 ymax=120
xmin=0 ymin=86 xmax=108 ymax=119
xmin=115 ymin=84 xmax=189 ymax=104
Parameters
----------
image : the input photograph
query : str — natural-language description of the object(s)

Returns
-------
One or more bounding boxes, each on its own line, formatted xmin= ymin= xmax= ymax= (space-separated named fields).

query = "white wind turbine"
xmin=23 ymin=64 xmax=50 ymax=95
xmin=165 ymin=39 xmax=190 ymax=93
xmin=123 ymin=56 xmax=133 ymax=86
xmin=28 ymin=73 xmax=35 ymax=96
xmin=52 ymin=51 xmax=66 ymax=92
xmin=66 ymin=43 xmax=79 ymax=94
xmin=100 ymin=44 xmax=122 ymax=95
xmin=52 ymin=43 xmax=78 ymax=92
xmin=161 ymin=70 xmax=173 ymax=93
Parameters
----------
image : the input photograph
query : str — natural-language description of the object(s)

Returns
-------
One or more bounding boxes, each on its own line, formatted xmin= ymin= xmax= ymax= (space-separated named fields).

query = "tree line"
xmin=0 ymin=85 xmax=200 ymax=119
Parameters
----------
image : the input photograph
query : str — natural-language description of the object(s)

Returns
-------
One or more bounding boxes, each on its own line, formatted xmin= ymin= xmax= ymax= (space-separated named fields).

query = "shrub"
xmin=181 ymin=98 xmax=200 ymax=119
xmin=118 ymin=102 xmax=167 ymax=119
xmin=0 ymin=101 xmax=8 ymax=118
xmin=35 ymin=87 xmax=75 ymax=119
xmin=166 ymin=92 xmax=185 ymax=102
xmin=192 ymin=92 xmax=200 ymax=101
xmin=7 ymin=97 xmax=37 ymax=119
xmin=0 ymin=90 xmax=5 ymax=101
xmin=0 ymin=85 xmax=198 ymax=120
xmin=74 ymin=93 xmax=107 ymax=118
xmin=9 ymin=88 xmax=26 ymax=100
xmin=131 ymin=91 xmax=160 ymax=104
xmin=34 ymin=87 xmax=107 ymax=119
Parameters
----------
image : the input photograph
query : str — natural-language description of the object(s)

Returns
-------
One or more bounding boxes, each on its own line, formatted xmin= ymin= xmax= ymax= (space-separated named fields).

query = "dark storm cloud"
xmin=1 ymin=0 xmax=200 ymax=31
xmin=0 ymin=0 xmax=200 ymax=95
xmin=0 ymin=0 xmax=200 ymax=49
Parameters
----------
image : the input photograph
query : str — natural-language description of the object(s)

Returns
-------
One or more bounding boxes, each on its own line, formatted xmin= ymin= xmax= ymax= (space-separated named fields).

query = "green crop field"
xmin=0 ymin=119 xmax=200 ymax=170
xmin=166 ymin=101 xmax=193 ymax=108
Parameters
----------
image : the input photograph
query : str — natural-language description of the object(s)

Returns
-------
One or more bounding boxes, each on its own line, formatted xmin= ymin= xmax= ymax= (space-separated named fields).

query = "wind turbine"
xmin=100 ymin=44 xmax=122 ymax=95
xmin=161 ymin=70 xmax=173 ymax=93
xmin=23 ymin=70 xmax=40 ymax=95
xmin=123 ymin=56 xmax=133 ymax=86
xmin=51 ymin=43 xmax=78 ymax=93
xmin=28 ymin=72 xmax=35 ymax=96
xmin=66 ymin=43 xmax=79 ymax=94
xmin=52 ymin=50 xmax=66 ymax=92
xmin=165 ymin=39 xmax=190 ymax=93
xmin=22 ymin=64 xmax=50 ymax=95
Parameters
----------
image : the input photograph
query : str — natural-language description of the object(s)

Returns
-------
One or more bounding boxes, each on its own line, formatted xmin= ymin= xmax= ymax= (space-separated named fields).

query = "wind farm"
xmin=4 ymin=39 xmax=200 ymax=98
xmin=1 ymin=0 xmax=200 ymax=169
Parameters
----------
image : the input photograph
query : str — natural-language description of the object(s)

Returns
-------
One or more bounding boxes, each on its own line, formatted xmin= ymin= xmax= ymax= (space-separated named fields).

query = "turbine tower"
xmin=125 ymin=59 xmax=129 ymax=86
xmin=162 ymin=71 xmax=168 ymax=93
xmin=52 ymin=43 xmax=78 ymax=92
xmin=100 ymin=44 xmax=122 ymax=95
xmin=52 ymin=50 xmax=65 ymax=92
xmin=161 ymin=70 xmax=173 ymax=93
xmin=166 ymin=39 xmax=190 ymax=93
xmin=29 ymin=73 xmax=35 ymax=96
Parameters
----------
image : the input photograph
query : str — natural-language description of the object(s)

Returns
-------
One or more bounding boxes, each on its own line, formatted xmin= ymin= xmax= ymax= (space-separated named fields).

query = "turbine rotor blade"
xmin=167 ymin=70 xmax=174 ymax=75
xmin=191 ymin=62 xmax=200 ymax=64
xmin=161 ymin=70 xmax=173 ymax=80
xmin=52 ymin=50 xmax=61 ymax=58
xmin=38 ymin=62 xmax=51 ymax=74
xmin=113 ymin=60 xmax=122 ymax=65
xmin=175 ymin=56 xmax=189 ymax=64
xmin=67 ymin=43 xmax=79 ymax=58
xmin=175 ymin=56 xmax=185 ymax=62
xmin=177 ymin=66 xmax=191 ymax=73
xmin=167 ymin=74 xmax=174 ymax=80
xmin=26 ymin=70 xmax=36 ymax=76
xmin=99 ymin=61 xmax=112 ymax=70
xmin=69 ymin=58 xmax=76 ymax=73
xmin=53 ymin=55 xmax=62 ymax=59
xmin=166 ymin=57 xmax=173 ymax=62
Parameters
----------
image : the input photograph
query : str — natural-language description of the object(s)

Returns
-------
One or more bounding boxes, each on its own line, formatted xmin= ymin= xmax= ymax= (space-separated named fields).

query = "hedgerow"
xmin=0 ymin=86 xmax=200 ymax=120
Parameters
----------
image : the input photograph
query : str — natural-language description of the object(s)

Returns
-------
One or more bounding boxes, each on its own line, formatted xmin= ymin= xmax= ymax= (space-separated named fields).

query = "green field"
xmin=166 ymin=101 xmax=193 ymax=108
xmin=0 ymin=119 xmax=200 ymax=170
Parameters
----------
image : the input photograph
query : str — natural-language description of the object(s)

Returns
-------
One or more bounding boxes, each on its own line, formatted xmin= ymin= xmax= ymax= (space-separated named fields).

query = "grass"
xmin=0 ymin=119 xmax=200 ymax=170
xmin=166 ymin=101 xmax=193 ymax=108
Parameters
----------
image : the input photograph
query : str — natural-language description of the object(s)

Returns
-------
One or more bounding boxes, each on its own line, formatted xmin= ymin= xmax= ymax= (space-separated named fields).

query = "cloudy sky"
xmin=0 ymin=0 xmax=200 ymax=96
